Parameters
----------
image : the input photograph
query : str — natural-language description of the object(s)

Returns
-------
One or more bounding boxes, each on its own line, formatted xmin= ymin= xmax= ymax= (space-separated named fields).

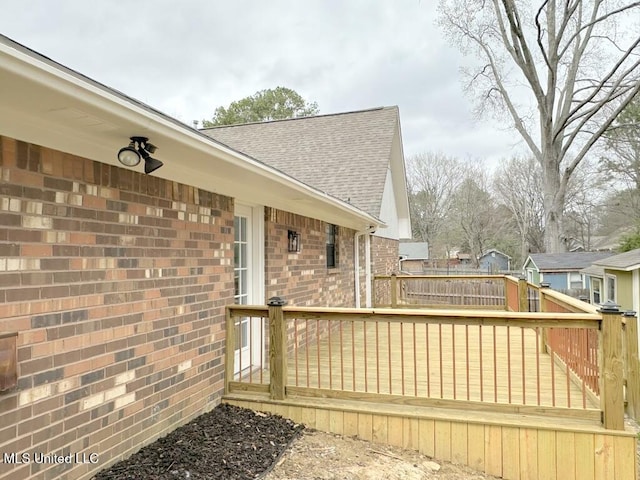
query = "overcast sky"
xmin=0 ymin=0 xmax=524 ymax=167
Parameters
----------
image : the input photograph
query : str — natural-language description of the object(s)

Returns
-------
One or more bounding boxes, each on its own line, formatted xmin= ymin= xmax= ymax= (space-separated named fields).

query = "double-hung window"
xmin=606 ymin=274 xmax=617 ymax=303
xmin=592 ymin=278 xmax=602 ymax=305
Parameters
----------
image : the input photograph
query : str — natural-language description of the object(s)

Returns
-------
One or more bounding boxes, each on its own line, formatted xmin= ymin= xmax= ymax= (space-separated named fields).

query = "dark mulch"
xmin=92 ymin=403 xmax=304 ymax=480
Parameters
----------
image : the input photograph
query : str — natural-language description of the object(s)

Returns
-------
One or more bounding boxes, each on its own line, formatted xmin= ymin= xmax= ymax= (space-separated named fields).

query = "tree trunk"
xmin=541 ymin=146 xmax=566 ymax=253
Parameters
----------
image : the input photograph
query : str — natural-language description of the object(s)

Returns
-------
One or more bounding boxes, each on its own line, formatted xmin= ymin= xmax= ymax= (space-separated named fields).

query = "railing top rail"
xmin=227 ymin=304 xmax=601 ymax=328
xmin=541 ymin=288 xmax=599 ymax=314
xmin=227 ymin=305 xmax=269 ymax=316
xmin=374 ymin=274 xmax=507 ymax=280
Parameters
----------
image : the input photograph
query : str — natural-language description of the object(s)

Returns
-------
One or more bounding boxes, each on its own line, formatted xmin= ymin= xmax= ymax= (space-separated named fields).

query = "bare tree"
xmin=438 ymin=0 xmax=640 ymax=252
xmin=601 ymin=93 xmax=640 ymax=190
xmin=450 ymin=167 xmax=500 ymax=265
xmin=492 ymin=156 xmax=545 ymax=259
xmin=564 ymin=159 xmax=609 ymax=249
xmin=407 ymin=152 xmax=465 ymax=257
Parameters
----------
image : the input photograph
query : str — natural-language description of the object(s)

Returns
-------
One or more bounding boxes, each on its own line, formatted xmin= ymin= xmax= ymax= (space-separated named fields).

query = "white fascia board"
xmin=389 ymin=120 xmax=411 ymax=238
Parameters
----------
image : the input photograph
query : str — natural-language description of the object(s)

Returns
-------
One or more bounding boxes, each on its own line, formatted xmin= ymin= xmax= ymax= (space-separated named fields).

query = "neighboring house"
xmin=399 ymin=241 xmax=429 ymax=273
xmin=478 ymin=249 xmax=511 ymax=273
xmin=581 ymin=248 xmax=640 ymax=313
xmin=201 ymin=106 xmax=412 ymax=301
xmin=523 ymin=252 xmax=614 ymax=291
xmin=0 ymin=35 xmax=410 ymax=480
xmin=456 ymin=252 xmax=473 ymax=265
xmin=570 ymin=226 xmax=634 ymax=252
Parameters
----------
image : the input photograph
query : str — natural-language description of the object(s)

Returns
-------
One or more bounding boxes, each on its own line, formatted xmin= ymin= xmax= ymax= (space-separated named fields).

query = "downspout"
xmin=354 ymin=226 xmax=377 ymax=308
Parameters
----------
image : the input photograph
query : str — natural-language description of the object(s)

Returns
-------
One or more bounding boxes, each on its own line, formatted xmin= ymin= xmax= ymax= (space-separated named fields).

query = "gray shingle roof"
xmin=528 ymin=252 xmax=614 ymax=271
xmin=592 ymin=248 xmax=640 ymax=270
xmin=201 ymin=107 xmax=400 ymax=218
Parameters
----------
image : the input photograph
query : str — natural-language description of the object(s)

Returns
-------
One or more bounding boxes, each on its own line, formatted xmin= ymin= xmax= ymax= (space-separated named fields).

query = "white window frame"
xmin=233 ymin=204 xmax=265 ymax=376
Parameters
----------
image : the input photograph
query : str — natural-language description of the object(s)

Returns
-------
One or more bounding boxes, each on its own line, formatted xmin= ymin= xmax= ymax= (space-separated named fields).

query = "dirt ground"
xmin=264 ymin=429 xmax=500 ymax=480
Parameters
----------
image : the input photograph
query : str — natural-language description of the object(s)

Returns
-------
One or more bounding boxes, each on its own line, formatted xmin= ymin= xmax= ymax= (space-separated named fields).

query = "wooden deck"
xmin=235 ymin=321 xmax=599 ymax=416
xmin=226 ymin=296 xmax=637 ymax=480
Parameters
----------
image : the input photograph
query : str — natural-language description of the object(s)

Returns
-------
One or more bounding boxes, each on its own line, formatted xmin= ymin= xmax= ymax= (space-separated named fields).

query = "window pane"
xmin=240 ymin=244 xmax=247 ymax=266
xmin=240 ymin=269 xmax=247 ymax=297
xmin=240 ymin=217 xmax=247 ymax=242
xmin=606 ymin=276 xmax=616 ymax=302
xmin=326 ymin=245 xmax=335 ymax=268
xmin=234 ymin=216 xmax=240 ymax=241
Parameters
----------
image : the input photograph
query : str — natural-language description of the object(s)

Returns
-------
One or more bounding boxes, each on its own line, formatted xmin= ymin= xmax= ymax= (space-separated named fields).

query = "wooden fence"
xmin=226 ymin=302 xmax=625 ymax=429
xmin=374 ymin=275 xmax=506 ymax=309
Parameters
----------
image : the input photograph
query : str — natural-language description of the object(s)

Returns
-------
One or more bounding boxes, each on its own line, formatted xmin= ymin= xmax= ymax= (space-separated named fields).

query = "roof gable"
xmin=202 ymin=107 xmax=400 ymax=219
xmin=592 ymin=248 xmax=640 ymax=271
xmin=480 ymin=249 xmax=511 ymax=260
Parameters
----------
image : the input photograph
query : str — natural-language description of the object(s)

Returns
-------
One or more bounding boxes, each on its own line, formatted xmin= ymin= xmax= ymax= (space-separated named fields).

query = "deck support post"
xmin=268 ymin=296 xmax=288 ymax=400
xmin=517 ymin=278 xmax=528 ymax=313
xmin=539 ymin=284 xmax=549 ymax=353
xmin=391 ymin=274 xmax=398 ymax=308
xmin=503 ymin=276 xmax=510 ymax=311
xmin=624 ymin=311 xmax=639 ymax=420
xmin=599 ymin=302 xmax=625 ymax=430
xmin=224 ymin=307 xmax=235 ymax=395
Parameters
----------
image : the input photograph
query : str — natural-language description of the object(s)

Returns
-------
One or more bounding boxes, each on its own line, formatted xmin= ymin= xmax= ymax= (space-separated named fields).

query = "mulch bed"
xmin=92 ymin=403 xmax=304 ymax=480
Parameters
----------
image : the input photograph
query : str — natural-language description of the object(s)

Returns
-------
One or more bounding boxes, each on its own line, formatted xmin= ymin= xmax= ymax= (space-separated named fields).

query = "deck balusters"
xmin=226 ymin=297 xmax=607 ymax=427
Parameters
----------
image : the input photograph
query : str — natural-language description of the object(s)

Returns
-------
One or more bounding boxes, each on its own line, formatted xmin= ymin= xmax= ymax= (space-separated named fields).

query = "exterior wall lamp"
xmin=288 ymin=230 xmax=300 ymax=252
xmin=117 ymin=136 xmax=163 ymax=174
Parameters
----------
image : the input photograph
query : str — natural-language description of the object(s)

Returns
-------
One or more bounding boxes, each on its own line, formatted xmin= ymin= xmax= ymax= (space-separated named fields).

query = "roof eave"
xmin=0 ymin=37 xmax=384 ymax=231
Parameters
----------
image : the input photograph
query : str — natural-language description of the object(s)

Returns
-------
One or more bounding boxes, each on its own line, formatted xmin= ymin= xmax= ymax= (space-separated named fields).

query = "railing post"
xmin=268 ymin=296 xmax=288 ymax=400
xmin=225 ymin=307 xmax=235 ymax=395
xmin=624 ymin=311 xmax=639 ymax=420
xmin=539 ymin=283 xmax=549 ymax=353
xmin=518 ymin=278 xmax=528 ymax=312
xmin=391 ymin=273 xmax=398 ymax=308
xmin=504 ymin=276 xmax=510 ymax=311
xmin=599 ymin=301 xmax=624 ymax=430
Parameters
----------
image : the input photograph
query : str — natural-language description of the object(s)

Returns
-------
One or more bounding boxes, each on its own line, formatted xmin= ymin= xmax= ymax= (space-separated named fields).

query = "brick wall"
xmin=371 ymin=236 xmax=399 ymax=276
xmin=0 ymin=136 xmax=234 ymax=480
xmin=264 ymin=208 xmax=355 ymax=307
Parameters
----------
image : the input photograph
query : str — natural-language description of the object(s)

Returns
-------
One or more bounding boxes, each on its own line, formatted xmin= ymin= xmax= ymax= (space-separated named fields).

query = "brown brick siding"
xmin=265 ymin=208 xmax=356 ymax=307
xmin=0 ymin=136 xmax=234 ymax=480
xmin=371 ymin=236 xmax=399 ymax=276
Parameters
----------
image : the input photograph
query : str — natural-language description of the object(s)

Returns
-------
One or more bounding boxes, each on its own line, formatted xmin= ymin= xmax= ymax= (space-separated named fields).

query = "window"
xmin=591 ymin=278 xmax=602 ymax=305
xmin=606 ymin=274 xmax=616 ymax=303
xmin=326 ymin=223 xmax=338 ymax=268
xmin=569 ymin=272 xmax=583 ymax=290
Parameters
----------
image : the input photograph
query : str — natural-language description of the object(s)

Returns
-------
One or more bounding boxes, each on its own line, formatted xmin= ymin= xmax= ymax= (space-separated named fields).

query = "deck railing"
xmin=226 ymin=299 xmax=626 ymax=429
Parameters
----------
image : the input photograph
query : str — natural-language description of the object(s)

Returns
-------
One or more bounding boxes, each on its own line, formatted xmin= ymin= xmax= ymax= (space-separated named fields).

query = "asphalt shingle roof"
xmin=201 ymin=107 xmax=400 ymax=218
xmin=592 ymin=248 xmax=640 ymax=270
xmin=528 ymin=252 xmax=614 ymax=271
